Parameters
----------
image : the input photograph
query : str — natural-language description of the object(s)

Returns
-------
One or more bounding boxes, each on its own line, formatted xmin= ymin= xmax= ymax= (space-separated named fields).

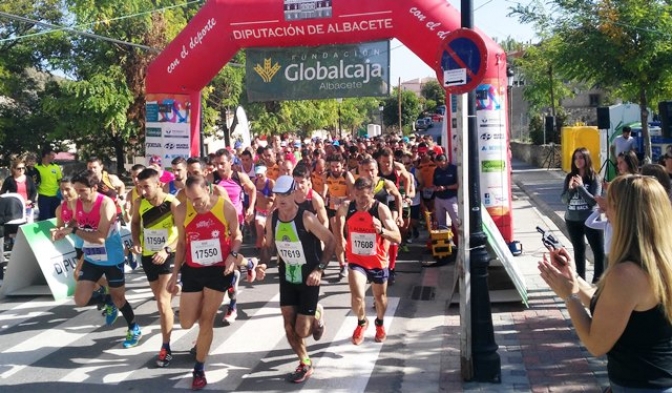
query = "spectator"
xmin=35 ymin=146 xmax=62 ymax=220
xmin=561 ymin=147 xmax=604 ymax=283
xmin=1 ymin=158 xmax=37 ymax=207
xmin=610 ymin=126 xmax=636 ymax=158
xmin=540 ymin=175 xmax=672 ymax=391
xmin=432 ymin=154 xmax=459 ymax=241
xmin=616 ymin=151 xmax=639 ymax=176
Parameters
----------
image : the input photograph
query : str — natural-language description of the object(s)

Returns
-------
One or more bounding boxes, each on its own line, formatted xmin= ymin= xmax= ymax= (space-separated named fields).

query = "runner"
xmin=51 ymin=170 xmax=142 ymax=348
xmin=256 ymin=175 xmax=336 ymax=383
xmin=122 ymin=164 xmax=146 ymax=224
xmin=378 ymin=148 xmax=414 ymax=283
xmin=211 ymin=148 xmax=256 ymax=226
xmin=322 ymin=154 xmax=355 ymax=280
xmin=293 ymin=164 xmax=328 ymax=227
xmin=335 ymin=176 xmax=401 ymax=345
xmin=260 ymin=146 xmax=281 ymax=181
xmin=165 ymin=157 xmax=187 ymax=196
xmin=358 ymin=157 xmax=404 ymax=284
xmin=310 ymin=158 xmax=326 ymax=196
xmin=166 ymin=175 xmax=257 ymax=390
xmin=130 ymin=168 xmax=179 ymax=367
xmin=253 ymin=165 xmax=275 ymax=249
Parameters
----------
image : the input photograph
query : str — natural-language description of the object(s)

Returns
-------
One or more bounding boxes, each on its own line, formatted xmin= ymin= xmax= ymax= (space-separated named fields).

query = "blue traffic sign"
xmin=437 ymin=29 xmax=488 ymax=94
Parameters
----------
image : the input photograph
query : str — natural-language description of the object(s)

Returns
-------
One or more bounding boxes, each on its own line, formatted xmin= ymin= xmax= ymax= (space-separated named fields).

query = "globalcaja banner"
xmin=246 ymin=40 xmax=390 ymax=102
xmin=145 ymin=94 xmax=191 ymax=168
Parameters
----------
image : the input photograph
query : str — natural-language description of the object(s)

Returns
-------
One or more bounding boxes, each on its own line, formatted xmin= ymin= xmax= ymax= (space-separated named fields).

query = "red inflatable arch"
xmin=146 ymin=0 xmax=514 ymax=241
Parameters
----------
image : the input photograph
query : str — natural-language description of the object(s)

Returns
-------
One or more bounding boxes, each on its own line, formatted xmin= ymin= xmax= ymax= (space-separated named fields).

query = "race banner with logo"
xmin=0 ymin=219 xmax=132 ymax=301
xmin=145 ymin=94 xmax=191 ymax=167
xmin=246 ymin=40 xmax=390 ymax=102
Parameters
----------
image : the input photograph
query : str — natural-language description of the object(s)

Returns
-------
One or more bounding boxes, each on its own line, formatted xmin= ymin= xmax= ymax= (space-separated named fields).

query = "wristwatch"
xmin=230 ymin=250 xmax=239 ymax=258
xmin=316 ymin=263 xmax=327 ymax=271
xmin=164 ymin=246 xmax=172 ymax=254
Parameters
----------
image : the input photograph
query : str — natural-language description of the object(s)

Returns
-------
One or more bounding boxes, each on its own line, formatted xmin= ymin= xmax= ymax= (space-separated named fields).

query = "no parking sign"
xmin=437 ymin=29 xmax=488 ymax=95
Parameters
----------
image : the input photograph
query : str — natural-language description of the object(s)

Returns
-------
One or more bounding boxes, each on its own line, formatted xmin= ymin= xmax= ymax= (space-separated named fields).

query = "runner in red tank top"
xmin=166 ymin=175 xmax=258 ymax=391
xmin=335 ymin=177 xmax=401 ymax=346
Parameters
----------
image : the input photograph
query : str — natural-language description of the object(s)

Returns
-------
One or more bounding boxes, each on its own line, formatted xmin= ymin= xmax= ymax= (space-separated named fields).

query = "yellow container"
xmin=561 ymin=126 xmax=601 ymax=173
xmin=430 ymin=229 xmax=452 ymax=241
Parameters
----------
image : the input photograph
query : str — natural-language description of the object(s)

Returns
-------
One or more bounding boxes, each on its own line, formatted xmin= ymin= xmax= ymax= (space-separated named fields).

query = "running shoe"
xmin=312 ymin=304 xmax=325 ymax=341
xmin=222 ymin=307 xmax=237 ymax=324
xmin=123 ymin=324 xmax=142 ymax=348
xmin=103 ymin=304 xmax=118 ymax=326
xmin=401 ymin=245 xmax=410 ymax=253
xmin=156 ymin=348 xmax=173 ymax=368
xmin=191 ymin=369 xmax=207 ymax=391
xmin=286 ymin=362 xmax=313 ymax=383
xmin=375 ymin=324 xmax=387 ymax=343
xmin=352 ymin=319 xmax=369 ymax=345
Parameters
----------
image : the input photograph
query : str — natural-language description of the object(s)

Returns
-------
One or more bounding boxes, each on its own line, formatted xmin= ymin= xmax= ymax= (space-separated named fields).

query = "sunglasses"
xmin=15 ymin=167 xmax=26 ymax=170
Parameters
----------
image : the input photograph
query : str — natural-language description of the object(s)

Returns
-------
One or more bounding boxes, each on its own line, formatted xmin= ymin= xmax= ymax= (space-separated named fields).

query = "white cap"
xmin=272 ymin=175 xmax=295 ymax=193
xmin=254 ymin=165 xmax=267 ymax=175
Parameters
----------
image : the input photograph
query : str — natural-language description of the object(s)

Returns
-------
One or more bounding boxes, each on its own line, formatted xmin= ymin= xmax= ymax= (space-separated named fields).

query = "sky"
xmin=390 ymin=0 xmax=537 ymax=83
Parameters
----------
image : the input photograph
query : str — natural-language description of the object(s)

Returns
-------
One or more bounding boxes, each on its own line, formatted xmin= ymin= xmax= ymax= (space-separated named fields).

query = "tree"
xmin=512 ymin=0 xmax=672 ymax=161
xmin=0 ymin=1 xmax=69 ymax=160
xmin=382 ymin=89 xmax=422 ymax=134
xmin=42 ymin=0 xmax=201 ymax=173
xmin=420 ymin=80 xmax=445 ymax=107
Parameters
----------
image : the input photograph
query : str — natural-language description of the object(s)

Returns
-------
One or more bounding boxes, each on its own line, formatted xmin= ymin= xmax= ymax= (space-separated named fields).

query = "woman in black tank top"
xmin=539 ymin=175 xmax=672 ymax=391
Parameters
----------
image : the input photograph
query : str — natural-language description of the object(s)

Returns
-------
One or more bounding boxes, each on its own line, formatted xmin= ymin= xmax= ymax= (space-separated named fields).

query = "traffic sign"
xmin=437 ymin=28 xmax=488 ymax=94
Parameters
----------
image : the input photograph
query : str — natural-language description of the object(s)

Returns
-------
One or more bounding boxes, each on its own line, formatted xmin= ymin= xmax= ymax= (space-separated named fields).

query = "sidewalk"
xmin=438 ymin=159 xmax=608 ymax=392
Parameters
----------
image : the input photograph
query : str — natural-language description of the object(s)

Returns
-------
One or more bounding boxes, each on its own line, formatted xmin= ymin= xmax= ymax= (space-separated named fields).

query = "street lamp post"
xmin=507 ymin=66 xmax=515 ymax=141
xmin=379 ymin=103 xmax=384 ymax=136
xmin=462 ymin=0 xmax=501 ymax=383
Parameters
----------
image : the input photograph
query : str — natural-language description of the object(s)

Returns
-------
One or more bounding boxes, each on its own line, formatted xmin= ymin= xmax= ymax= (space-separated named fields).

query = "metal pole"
xmin=462 ymin=0 xmax=501 ymax=383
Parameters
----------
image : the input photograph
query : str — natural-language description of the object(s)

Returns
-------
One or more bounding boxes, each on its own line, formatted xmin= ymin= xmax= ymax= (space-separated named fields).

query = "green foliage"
xmin=382 ymin=89 xmax=422 ymax=132
xmin=424 ymin=99 xmax=437 ymax=113
xmin=511 ymin=0 xmax=672 ymax=160
xmin=420 ymin=80 xmax=445 ymax=105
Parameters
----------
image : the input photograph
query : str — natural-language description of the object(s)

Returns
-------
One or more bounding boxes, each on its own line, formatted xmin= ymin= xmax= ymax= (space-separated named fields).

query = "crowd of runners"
xmin=46 ymin=133 xmax=458 ymax=390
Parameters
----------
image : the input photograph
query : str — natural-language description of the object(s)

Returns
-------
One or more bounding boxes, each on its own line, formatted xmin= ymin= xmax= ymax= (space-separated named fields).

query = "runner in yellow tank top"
xmin=130 ymin=168 xmax=180 ymax=368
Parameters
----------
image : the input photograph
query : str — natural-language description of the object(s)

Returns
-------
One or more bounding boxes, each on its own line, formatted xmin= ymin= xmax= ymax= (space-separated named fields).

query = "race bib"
xmin=83 ymin=241 xmax=108 ymax=261
xmin=276 ymin=241 xmax=307 ymax=266
xmin=351 ymin=232 xmax=376 ymax=256
xmin=190 ymin=239 xmax=222 ymax=266
xmin=144 ymin=228 xmax=167 ymax=252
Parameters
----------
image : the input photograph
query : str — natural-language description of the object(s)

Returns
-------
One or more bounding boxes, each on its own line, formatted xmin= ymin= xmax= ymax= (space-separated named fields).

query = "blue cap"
xmin=234 ymin=141 xmax=242 ymax=149
xmin=402 ymin=136 xmax=409 ymax=143
xmin=332 ymin=141 xmax=340 ymax=146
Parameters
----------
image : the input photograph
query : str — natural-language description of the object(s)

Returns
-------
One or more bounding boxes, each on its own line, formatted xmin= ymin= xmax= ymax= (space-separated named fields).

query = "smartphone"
xmin=536 ymin=226 xmax=563 ymax=250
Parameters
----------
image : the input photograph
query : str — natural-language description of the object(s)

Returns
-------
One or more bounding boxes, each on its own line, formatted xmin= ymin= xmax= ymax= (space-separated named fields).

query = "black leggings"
xmin=565 ymin=219 xmax=605 ymax=283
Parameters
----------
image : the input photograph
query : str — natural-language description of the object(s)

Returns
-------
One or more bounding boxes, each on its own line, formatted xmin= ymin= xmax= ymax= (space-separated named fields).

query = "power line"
xmin=0 ymin=11 xmax=159 ymax=52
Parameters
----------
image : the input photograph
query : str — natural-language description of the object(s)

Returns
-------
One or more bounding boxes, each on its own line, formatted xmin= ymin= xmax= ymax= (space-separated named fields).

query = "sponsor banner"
xmin=145 ymin=94 xmax=191 ymax=167
xmin=476 ymin=79 xmax=510 ymax=210
xmin=246 ymin=40 xmax=390 ymax=102
xmin=0 ymin=219 xmax=131 ymax=300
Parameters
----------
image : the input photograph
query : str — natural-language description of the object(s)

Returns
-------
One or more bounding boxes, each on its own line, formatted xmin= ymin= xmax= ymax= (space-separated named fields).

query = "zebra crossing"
xmin=0 ymin=268 xmax=413 ymax=392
